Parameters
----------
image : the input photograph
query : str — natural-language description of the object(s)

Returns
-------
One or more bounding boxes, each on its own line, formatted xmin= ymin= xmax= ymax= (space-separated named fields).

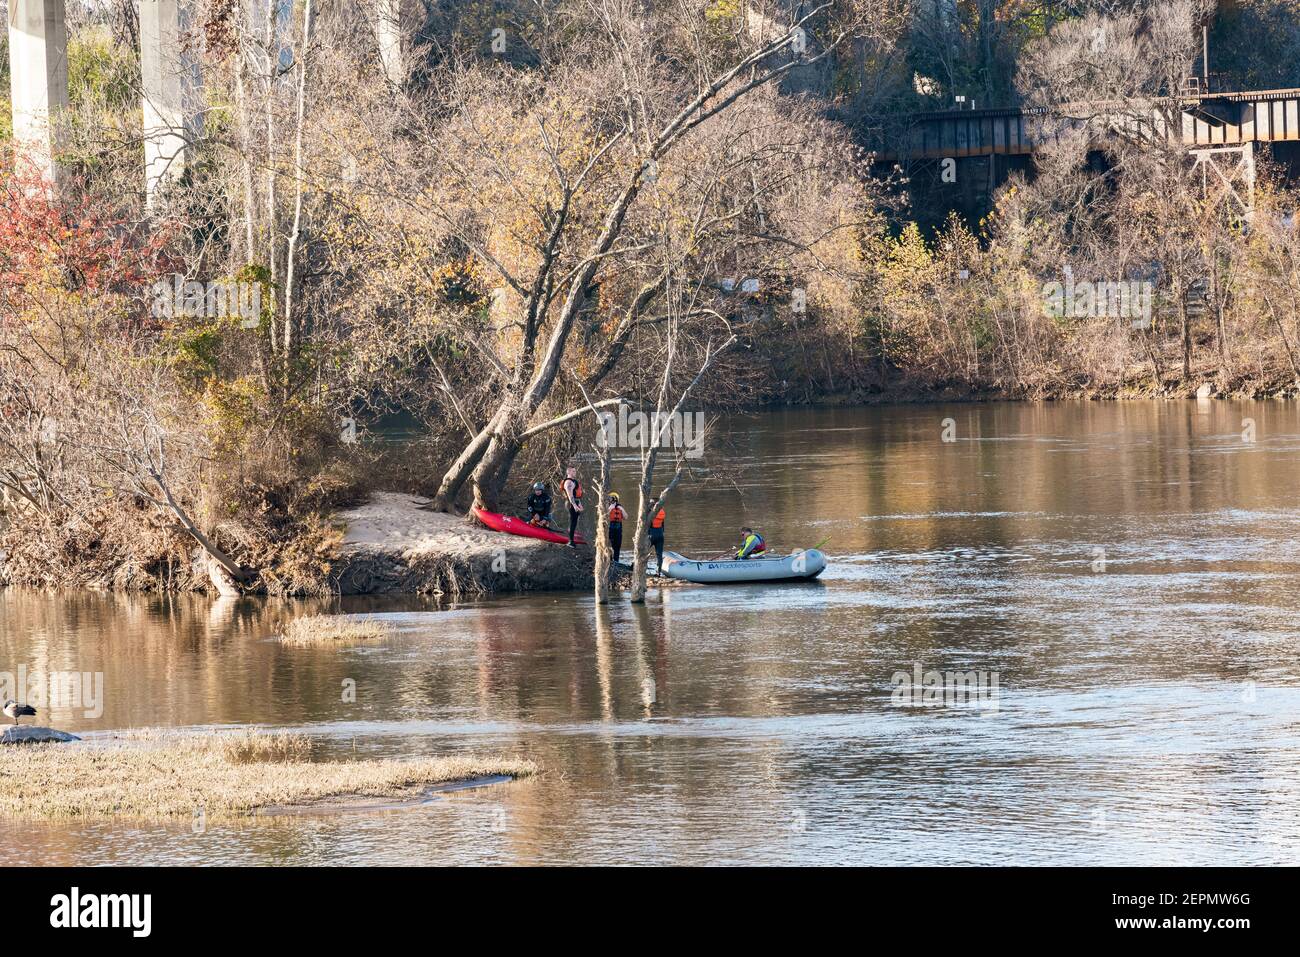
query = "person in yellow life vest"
xmin=736 ymin=527 xmax=766 ymax=560
xmin=648 ymin=502 xmax=666 ymax=573
xmin=607 ymin=493 xmax=627 ymax=564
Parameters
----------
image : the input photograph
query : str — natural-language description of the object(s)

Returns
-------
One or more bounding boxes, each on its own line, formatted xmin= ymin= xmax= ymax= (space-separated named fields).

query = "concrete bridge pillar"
xmin=374 ymin=0 xmax=405 ymax=86
xmin=7 ymin=0 xmax=69 ymax=193
xmin=140 ymin=0 xmax=203 ymax=207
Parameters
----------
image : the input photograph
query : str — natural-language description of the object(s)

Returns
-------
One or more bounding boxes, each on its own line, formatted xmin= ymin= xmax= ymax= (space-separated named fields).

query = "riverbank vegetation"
xmin=3 ymin=1 xmax=1300 ymax=593
xmin=0 ymin=730 xmax=537 ymax=819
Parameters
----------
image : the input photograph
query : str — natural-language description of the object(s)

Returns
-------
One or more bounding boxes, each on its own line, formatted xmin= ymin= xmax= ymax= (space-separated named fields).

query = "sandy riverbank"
xmin=331 ymin=492 xmax=597 ymax=596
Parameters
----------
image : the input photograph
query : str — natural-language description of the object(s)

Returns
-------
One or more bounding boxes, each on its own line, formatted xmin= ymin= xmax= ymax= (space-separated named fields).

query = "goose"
xmin=3 ymin=699 xmax=37 ymax=726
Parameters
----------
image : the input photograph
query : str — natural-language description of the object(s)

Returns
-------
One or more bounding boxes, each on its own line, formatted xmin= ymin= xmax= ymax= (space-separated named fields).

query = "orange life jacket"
xmin=650 ymin=508 xmax=666 ymax=529
xmin=608 ymin=504 xmax=626 ymax=523
xmin=564 ymin=478 xmax=583 ymax=504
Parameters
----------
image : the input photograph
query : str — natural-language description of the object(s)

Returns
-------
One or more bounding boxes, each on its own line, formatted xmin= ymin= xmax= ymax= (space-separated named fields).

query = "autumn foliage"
xmin=0 ymin=160 xmax=173 ymax=311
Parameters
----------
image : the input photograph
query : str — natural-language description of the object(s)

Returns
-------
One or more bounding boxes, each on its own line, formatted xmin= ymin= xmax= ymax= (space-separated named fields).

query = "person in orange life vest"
xmin=736 ymin=527 xmax=766 ymax=559
xmin=607 ymin=493 xmax=627 ymax=564
xmin=562 ymin=466 xmax=584 ymax=546
xmin=647 ymin=501 xmax=666 ymax=572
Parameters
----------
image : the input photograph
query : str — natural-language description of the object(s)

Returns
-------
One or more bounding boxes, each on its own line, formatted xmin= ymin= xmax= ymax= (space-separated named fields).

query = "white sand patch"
xmin=339 ymin=492 xmax=540 ymax=556
xmin=332 ymin=492 xmax=591 ymax=594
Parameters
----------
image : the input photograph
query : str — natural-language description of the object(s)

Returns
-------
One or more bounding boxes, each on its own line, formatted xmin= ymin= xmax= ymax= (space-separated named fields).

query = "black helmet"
xmin=533 ymin=482 xmax=545 ymax=492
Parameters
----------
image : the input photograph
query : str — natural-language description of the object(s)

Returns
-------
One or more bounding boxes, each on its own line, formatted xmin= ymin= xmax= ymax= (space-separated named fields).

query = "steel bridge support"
xmin=1190 ymin=142 xmax=1256 ymax=222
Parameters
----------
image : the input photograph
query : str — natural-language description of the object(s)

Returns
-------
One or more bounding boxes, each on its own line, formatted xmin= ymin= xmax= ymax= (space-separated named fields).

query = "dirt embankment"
xmin=0 ymin=491 xmax=598 ymax=597
xmin=332 ymin=493 xmax=595 ymax=597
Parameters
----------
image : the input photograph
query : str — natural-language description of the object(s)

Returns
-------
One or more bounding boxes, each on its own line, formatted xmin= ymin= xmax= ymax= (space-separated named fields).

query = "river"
xmin=2 ymin=400 xmax=1299 ymax=864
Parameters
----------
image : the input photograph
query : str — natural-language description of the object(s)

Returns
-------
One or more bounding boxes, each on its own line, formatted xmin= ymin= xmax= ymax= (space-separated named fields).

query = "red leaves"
xmin=0 ymin=152 xmax=176 ymax=315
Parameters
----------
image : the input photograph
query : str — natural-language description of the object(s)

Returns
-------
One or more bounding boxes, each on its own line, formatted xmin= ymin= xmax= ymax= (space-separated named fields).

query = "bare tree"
xmin=627 ymin=286 xmax=737 ymax=603
xmin=389 ymin=1 xmax=860 ymax=513
xmin=574 ymin=376 xmax=615 ymax=603
xmin=1014 ymin=1 xmax=1222 ymax=384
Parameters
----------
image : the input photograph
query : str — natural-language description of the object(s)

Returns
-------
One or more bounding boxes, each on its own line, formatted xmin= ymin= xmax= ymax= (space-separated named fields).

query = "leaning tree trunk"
xmin=430 ymin=410 xmax=501 ymax=511
xmin=144 ymin=466 xmax=247 ymax=586
xmin=425 ymin=9 xmax=824 ymax=514
xmin=469 ymin=402 xmax=528 ymax=513
xmin=482 ymin=442 xmax=524 ymax=509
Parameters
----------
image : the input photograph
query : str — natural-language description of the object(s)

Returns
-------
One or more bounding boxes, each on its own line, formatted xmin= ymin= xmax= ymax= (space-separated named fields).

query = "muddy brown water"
xmin=2 ymin=400 xmax=1299 ymax=864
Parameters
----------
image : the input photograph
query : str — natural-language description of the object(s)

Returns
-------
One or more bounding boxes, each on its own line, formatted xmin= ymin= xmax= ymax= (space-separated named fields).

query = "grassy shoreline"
xmin=0 ymin=731 xmax=536 ymax=821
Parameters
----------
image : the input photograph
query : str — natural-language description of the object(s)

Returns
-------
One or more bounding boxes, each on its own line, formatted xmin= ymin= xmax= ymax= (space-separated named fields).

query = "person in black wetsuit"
xmin=561 ymin=466 xmax=584 ymax=546
xmin=607 ymin=493 xmax=626 ymax=564
xmin=525 ymin=482 xmax=552 ymax=527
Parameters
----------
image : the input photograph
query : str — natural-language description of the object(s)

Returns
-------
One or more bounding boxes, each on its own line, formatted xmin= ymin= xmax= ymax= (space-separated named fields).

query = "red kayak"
xmin=472 ymin=507 xmax=586 ymax=545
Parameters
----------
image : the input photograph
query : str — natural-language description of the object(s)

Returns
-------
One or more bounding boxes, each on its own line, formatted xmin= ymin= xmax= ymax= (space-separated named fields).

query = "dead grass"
xmin=280 ymin=614 xmax=393 ymax=646
xmin=221 ymin=730 xmax=314 ymax=763
xmin=0 ymin=730 xmax=536 ymax=820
